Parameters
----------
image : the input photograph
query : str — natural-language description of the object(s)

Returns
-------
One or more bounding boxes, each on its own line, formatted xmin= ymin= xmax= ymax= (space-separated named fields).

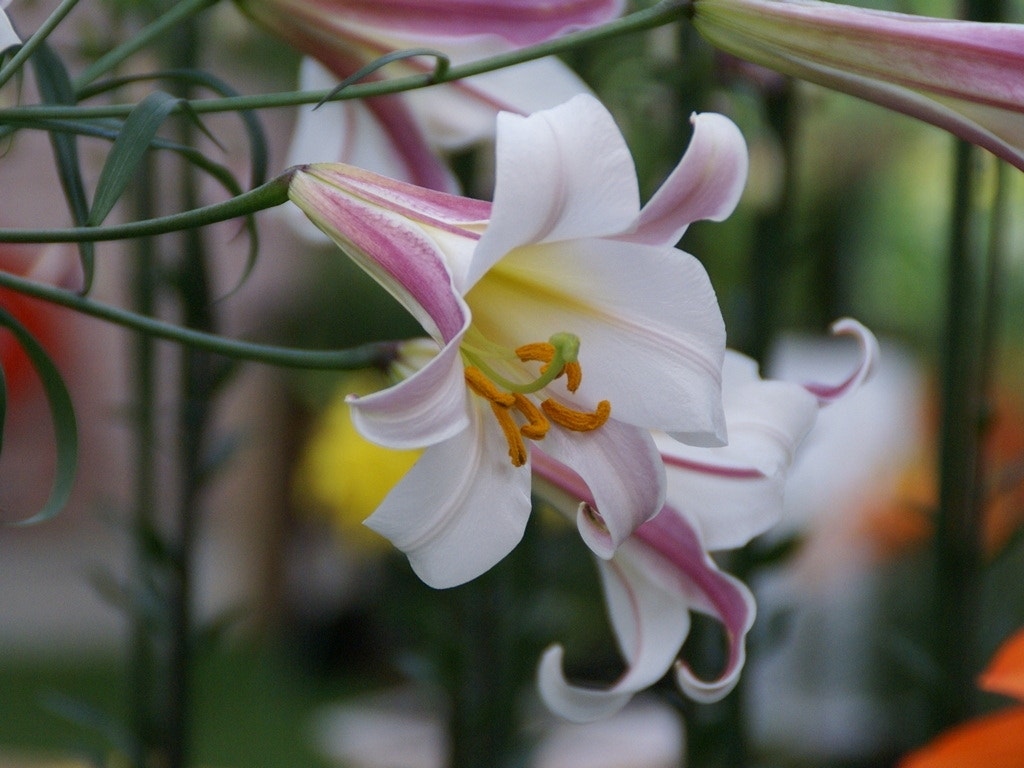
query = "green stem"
xmin=73 ymin=0 xmax=220 ymax=90
xmin=0 ymin=269 xmax=396 ymax=369
xmin=0 ymin=174 xmax=290 ymax=243
xmin=127 ymin=150 xmax=160 ymax=768
xmin=933 ymin=141 xmax=985 ymax=730
xmin=0 ymin=0 xmax=692 ymax=121
xmin=0 ymin=0 xmax=83 ymax=89
xmin=165 ymin=16 xmax=204 ymax=768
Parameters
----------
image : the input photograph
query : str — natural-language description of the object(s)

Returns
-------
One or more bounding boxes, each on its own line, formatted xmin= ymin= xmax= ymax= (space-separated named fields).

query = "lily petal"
xmin=539 ymin=508 xmax=756 ymax=722
xmin=635 ymin=511 xmax=756 ymax=703
xmin=348 ymin=337 xmax=471 ymax=449
xmin=467 ymin=94 xmax=641 ymax=289
xmin=405 ymin=54 xmax=596 ymax=149
xmin=533 ymin=421 xmax=665 ymax=559
xmin=288 ymin=58 xmax=458 ymax=192
xmin=538 ymin=552 xmax=691 ymax=723
xmin=657 ymin=351 xmax=818 ymax=550
xmin=802 ymin=318 xmax=879 ymax=404
xmin=467 ymin=237 xmax=727 ymax=442
xmin=364 ymin=405 xmax=531 ymax=588
xmin=290 ymin=166 xmax=475 ymax=343
xmin=293 ymin=0 xmax=624 ymax=47
xmin=693 ymin=0 xmax=1024 ymax=171
xmin=624 ymin=112 xmax=749 ymax=247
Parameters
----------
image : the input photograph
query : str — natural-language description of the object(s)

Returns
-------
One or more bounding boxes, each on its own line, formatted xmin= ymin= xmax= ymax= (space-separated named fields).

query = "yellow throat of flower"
xmin=461 ymin=331 xmax=611 ymax=467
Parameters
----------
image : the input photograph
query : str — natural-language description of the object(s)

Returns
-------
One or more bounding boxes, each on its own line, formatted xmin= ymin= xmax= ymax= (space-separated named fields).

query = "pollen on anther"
xmin=541 ymin=398 xmax=611 ymax=432
xmin=512 ymin=393 xmax=549 ymax=440
xmin=563 ymin=361 xmax=582 ymax=392
xmin=515 ymin=342 xmax=555 ymax=365
xmin=489 ymin=402 xmax=527 ymax=466
xmin=465 ymin=366 xmax=515 ymax=407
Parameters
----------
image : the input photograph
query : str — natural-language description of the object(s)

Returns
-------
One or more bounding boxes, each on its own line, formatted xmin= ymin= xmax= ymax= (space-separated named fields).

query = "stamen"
xmin=515 ymin=342 xmax=555 ymax=365
xmin=512 ymin=393 xmax=549 ymax=440
xmin=490 ymin=402 xmax=527 ymax=467
xmin=465 ymin=366 xmax=515 ymax=407
xmin=541 ymin=398 xmax=611 ymax=432
xmin=563 ymin=361 xmax=582 ymax=392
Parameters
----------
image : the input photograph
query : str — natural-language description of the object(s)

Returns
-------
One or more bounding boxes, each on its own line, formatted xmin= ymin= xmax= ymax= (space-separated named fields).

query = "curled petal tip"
xmin=802 ymin=317 xmax=879 ymax=405
xmin=538 ymin=644 xmax=635 ymax=723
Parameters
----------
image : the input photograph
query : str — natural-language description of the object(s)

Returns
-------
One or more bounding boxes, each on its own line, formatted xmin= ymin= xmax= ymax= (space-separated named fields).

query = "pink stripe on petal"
xmin=626 ymin=112 xmax=749 ymax=247
xmin=299 ymin=0 xmax=624 ymax=46
xmin=362 ymin=95 xmax=460 ymax=192
xmin=320 ymin=164 xmax=491 ymax=231
xmin=661 ymin=452 xmax=767 ymax=480
xmin=634 ymin=509 xmax=756 ymax=703
xmin=291 ymin=170 xmax=467 ymax=342
xmin=802 ymin=318 xmax=880 ymax=405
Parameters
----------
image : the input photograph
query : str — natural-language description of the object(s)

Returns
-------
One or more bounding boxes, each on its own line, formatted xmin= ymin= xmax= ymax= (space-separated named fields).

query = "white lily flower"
xmin=288 ymin=94 xmax=748 ymax=588
xmin=239 ymin=0 xmax=621 ymax=189
xmin=534 ymin=320 xmax=879 ymax=722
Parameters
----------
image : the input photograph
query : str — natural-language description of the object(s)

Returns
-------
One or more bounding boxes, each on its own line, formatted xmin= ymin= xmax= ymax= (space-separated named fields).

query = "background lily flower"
xmin=692 ymin=0 xmax=1024 ymax=171
xmin=238 ymin=0 xmax=621 ymax=190
xmin=532 ymin=320 xmax=879 ymax=722
xmin=288 ymin=94 xmax=748 ymax=589
xmin=899 ymin=627 xmax=1024 ymax=768
xmin=1 ymin=0 xmax=18 ymax=52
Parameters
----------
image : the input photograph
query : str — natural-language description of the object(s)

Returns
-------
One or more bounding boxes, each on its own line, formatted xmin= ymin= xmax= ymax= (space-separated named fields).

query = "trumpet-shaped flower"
xmin=1 ymin=0 xmax=19 ymax=52
xmin=692 ymin=0 xmax=1024 ymax=171
xmin=534 ymin=320 xmax=879 ymax=722
xmin=238 ymin=0 xmax=620 ymax=190
xmin=288 ymin=94 xmax=748 ymax=588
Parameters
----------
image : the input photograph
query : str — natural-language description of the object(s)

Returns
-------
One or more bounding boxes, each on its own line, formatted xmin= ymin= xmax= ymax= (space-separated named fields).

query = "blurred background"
xmin=1 ymin=0 xmax=1024 ymax=766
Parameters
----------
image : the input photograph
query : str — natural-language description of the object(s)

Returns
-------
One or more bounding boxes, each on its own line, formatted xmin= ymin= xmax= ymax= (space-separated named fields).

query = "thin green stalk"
xmin=127 ymin=151 xmax=160 ymax=768
xmin=165 ymin=16 xmax=204 ymax=768
xmin=0 ymin=0 xmax=692 ymax=121
xmin=933 ymin=141 xmax=985 ymax=731
xmin=0 ymin=174 xmax=290 ymax=243
xmin=0 ymin=268 xmax=396 ymax=369
xmin=0 ymin=0 xmax=83 ymax=89
xmin=73 ymin=0 xmax=220 ymax=89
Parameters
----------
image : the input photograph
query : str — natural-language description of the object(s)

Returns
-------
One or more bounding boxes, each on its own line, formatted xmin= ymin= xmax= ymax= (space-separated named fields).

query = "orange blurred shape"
xmin=900 ymin=628 xmax=1024 ymax=768
xmin=899 ymin=707 xmax=1024 ymax=768
xmin=0 ymin=245 xmax=69 ymax=399
xmin=979 ymin=627 xmax=1024 ymax=702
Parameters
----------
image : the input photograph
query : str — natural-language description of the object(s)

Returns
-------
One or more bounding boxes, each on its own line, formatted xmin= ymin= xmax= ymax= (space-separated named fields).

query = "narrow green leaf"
xmin=78 ymin=68 xmax=269 ymax=187
xmin=77 ymin=68 xmax=269 ymax=289
xmin=0 ymin=307 xmax=78 ymax=525
xmin=29 ymin=41 xmax=94 ymax=291
xmin=88 ymin=91 xmax=181 ymax=226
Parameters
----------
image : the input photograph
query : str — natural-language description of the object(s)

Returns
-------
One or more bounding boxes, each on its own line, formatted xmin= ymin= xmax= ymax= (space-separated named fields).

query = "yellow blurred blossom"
xmin=294 ymin=371 xmax=420 ymax=552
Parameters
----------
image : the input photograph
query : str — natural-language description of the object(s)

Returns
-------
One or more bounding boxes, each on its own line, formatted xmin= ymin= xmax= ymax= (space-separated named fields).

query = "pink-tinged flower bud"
xmin=693 ymin=0 xmax=1024 ymax=170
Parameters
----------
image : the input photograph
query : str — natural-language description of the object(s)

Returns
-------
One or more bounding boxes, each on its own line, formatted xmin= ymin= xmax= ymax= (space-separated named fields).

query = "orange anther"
xmin=515 ymin=342 xmax=555 ymax=365
xmin=512 ymin=393 xmax=549 ymax=440
xmin=465 ymin=366 xmax=515 ymax=407
xmin=490 ymin=401 xmax=527 ymax=467
xmin=563 ymin=361 xmax=582 ymax=392
xmin=541 ymin=398 xmax=611 ymax=432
